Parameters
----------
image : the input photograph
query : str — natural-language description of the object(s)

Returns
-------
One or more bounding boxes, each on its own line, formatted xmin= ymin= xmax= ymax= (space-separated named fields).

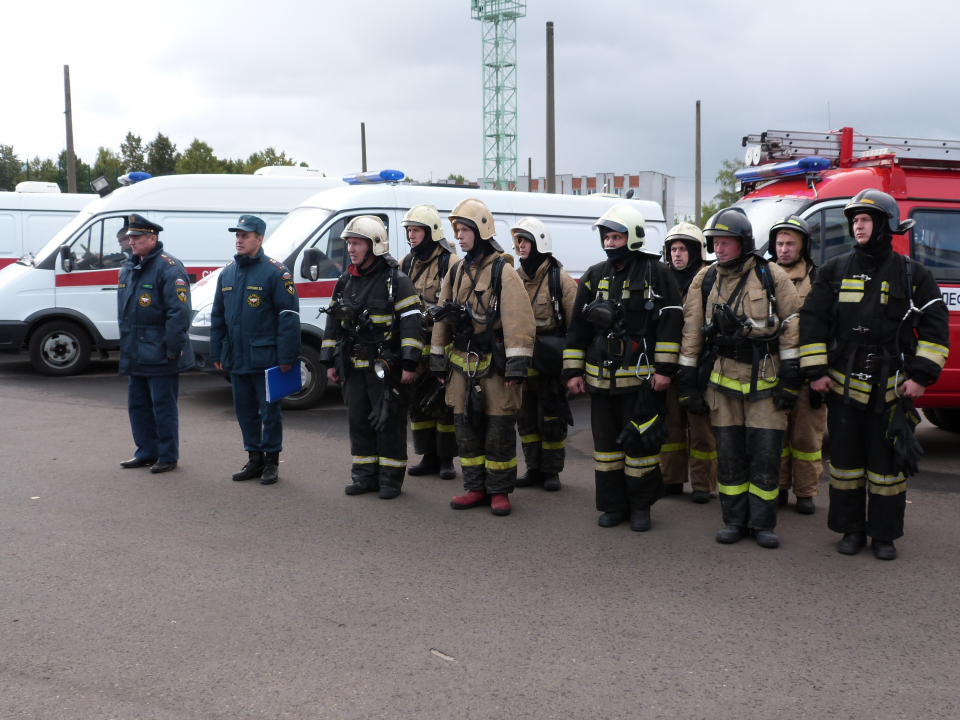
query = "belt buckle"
xmin=850 ymin=372 xmax=873 ymax=381
xmin=852 ymin=326 xmax=869 ymax=333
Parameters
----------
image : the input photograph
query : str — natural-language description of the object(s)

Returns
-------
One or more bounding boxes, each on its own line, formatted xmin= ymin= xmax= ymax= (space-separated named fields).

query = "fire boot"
xmin=345 ymin=482 xmax=377 ymax=496
xmin=450 ymin=490 xmax=490 ymax=510
xmin=407 ymin=454 xmax=441 ymax=477
xmin=379 ymin=485 xmax=401 ymax=500
xmin=630 ymin=508 xmax=651 ymax=532
xmin=664 ymin=483 xmax=684 ymax=497
xmin=439 ymin=458 xmax=457 ymax=480
xmin=716 ymin=525 xmax=744 ymax=544
xmin=691 ymin=490 xmax=711 ymax=504
xmin=515 ymin=468 xmax=541 ymax=487
xmin=542 ymin=473 xmax=561 ymax=492
xmin=795 ymin=496 xmax=815 ymax=515
xmin=260 ymin=452 xmax=279 ymax=485
xmin=755 ymin=529 xmax=780 ymax=549
xmin=598 ymin=511 xmax=624 ymax=528
xmin=872 ymin=539 xmax=897 ymax=561
xmin=838 ymin=532 xmax=867 ymax=555
xmin=232 ymin=451 xmax=264 ymax=481
xmin=490 ymin=493 xmax=512 ymax=516
xmin=778 ymin=489 xmax=789 ymax=507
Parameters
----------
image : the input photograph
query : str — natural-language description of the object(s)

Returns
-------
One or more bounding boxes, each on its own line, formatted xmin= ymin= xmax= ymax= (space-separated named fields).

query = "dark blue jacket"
xmin=209 ymin=249 xmax=301 ymax=374
xmin=117 ymin=241 xmax=194 ymax=376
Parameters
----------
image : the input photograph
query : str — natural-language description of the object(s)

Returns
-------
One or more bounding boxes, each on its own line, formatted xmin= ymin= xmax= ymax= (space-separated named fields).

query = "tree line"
xmin=0 ymin=132 xmax=307 ymax=192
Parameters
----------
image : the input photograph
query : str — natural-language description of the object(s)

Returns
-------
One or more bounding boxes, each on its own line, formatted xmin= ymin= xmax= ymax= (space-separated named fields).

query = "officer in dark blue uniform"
xmin=210 ymin=215 xmax=301 ymax=485
xmin=117 ymin=214 xmax=194 ymax=473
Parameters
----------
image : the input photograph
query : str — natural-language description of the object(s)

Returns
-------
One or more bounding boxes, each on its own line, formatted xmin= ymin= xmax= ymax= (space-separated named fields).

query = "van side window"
xmin=822 ymin=207 xmax=856 ymax=263
xmin=70 ymin=217 xmax=129 ymax=270
xmin=309 ymin=213 xmax=390 ymax=279
xmin=806 ymin=210 xmax=822 ymax=264
xmin=911 ymin=209 xmax=960 ymax=282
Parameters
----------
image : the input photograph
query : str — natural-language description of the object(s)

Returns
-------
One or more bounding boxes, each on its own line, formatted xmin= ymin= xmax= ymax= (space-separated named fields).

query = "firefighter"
xmin=768 ymin=216 xmax=825 ymax=514
xmin=660 ymin=222 xmax=717 ymax=503
xmin=675 ymin=208 xmax=801 ymax=549
xmin=319 ymin=216 xmax=424 ymax=499
xmin=563 ymin=205 xmax=683 ymax=532
xmin=400 ymin=205 xmax=461 ymax=481
xmin=429 ymin=198 xmax=535 ymax=517
xmin=800 ymin=189 xmax=949 ymax=560
xmin=512 ymin=217 xmax=577 ymax=492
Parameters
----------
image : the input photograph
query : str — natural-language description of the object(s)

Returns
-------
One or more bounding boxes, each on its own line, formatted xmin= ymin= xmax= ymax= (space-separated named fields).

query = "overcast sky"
xmin=3 ymin=0 xmax=959 ymax=218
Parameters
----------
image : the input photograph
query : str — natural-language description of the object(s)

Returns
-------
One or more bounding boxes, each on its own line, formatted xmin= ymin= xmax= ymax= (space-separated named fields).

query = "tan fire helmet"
xmin=401 ymin=204 xmax=456 ymax=253
xmin=510 ymin=216 xmax=553 ymax=255
xmin=342 ymin=215 xmax=390 ymax=257
xmin=664 ymin=221 xmax=707 ymax=264
xmin=593 ymin=204 xmax=647 ymax=252
xmin=448 ymin=197 xmax=503 ymax=251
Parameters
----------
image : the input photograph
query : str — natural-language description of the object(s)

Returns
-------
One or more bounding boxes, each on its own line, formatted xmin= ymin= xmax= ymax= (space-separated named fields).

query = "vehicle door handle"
xmin=101 ymin=287 xmax=119 ymax=291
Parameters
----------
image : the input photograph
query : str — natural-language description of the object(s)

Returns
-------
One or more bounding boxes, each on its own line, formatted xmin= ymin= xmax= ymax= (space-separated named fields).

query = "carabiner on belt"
xmin=635 ymin=338 xmax=653 ymax=380
xmin=760 ymin=353 xmax=778 ymax=383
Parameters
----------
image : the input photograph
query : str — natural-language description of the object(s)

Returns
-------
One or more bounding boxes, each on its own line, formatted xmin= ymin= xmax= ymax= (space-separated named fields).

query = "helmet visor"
xmin=592 ymin=218 xmax=628 ymax=234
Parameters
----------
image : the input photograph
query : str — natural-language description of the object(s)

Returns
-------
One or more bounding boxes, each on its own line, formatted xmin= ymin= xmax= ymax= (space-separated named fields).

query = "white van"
xmin=0 ymin=173 xmax=343 ymax=375
xmin=0 ymin=183 xmax=95 ymax=269
xmin=188 ymin=183 xmax=667 ymax=408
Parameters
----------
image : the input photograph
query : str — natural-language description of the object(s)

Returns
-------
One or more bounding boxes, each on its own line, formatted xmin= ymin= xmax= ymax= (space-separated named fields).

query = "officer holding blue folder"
xmin=210 ymin=215 xmax=301 ymax=485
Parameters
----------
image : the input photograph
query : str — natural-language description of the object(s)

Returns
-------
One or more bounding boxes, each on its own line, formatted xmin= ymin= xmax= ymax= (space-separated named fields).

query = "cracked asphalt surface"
xmin=2 ymin=355 xmax=959 ymax=719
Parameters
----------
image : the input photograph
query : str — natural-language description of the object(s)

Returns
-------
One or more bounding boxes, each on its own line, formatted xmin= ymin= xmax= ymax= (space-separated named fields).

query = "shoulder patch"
xmin=282 ymin=271 xmax=292 ymax=280
xmin=175 ymin=278 xmax=186 ymax=286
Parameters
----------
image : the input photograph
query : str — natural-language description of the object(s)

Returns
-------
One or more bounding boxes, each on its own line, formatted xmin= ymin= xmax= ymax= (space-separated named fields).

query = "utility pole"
xmin=695 ymin=100 xmax=702 ymax=226
xmin=360 ymin=122 xmax=367 ymax=172
xmin=528 ymin=157 xmax=532 ymax=192
xmin=64 ymin=65 xmax=77 ymax=193
xmin=545 ymin=21 xmax=555 ymax=194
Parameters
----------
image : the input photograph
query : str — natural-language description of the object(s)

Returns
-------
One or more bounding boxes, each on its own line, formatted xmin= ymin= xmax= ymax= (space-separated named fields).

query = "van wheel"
xmin=282 ymin=344 xmax=328 ymax=410
xmin=923 ymin=408 xmax=960 ymax=433
xmin=28 ymin=321 xmax=92 ymax=376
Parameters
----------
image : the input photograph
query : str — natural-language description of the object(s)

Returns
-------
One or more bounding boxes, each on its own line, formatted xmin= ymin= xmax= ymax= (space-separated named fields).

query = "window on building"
xmin=572 ymin=189 xmax=581 ymax=196
xmin=911 ymin=209 xmax=960 ymax=282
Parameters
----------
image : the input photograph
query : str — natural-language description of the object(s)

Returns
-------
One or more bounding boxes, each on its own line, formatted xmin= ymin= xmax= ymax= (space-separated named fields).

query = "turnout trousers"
xmin=517 ymin=374 xmax=568 ymax=475
xmin=779 ymin=384 xmax=827 ymax=497
xmin=231 ymin=372 xmax=283 ymax=453
xmin=660 ymin=384 xmax=717 ymax=492
xmin=409 ymin=370 xmax=457 ymax=459
xmin=706 ymin=387 xmax=787 ymax=531
xmin=590 ymin=389 xmax=663 ymax=514
xmin=345 ymin=368 xmax=410 ymax=492
xmin=128 ymin=374 xmax=180 ymax=463
xmin=826 ymin=392 xmax=906 ymax=542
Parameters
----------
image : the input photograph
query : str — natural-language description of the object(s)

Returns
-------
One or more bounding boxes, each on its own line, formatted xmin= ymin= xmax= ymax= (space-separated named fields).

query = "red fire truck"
xmin=733 ymin=127 xmax=960 ymax=429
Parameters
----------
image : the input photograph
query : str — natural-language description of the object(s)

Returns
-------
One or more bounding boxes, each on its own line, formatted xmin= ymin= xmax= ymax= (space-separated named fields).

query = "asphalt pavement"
xmin=2 ymin=354 xmax=959 ymax=719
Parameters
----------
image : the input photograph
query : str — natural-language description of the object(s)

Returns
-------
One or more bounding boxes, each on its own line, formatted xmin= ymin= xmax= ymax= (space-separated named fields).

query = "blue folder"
xmin=265 ymin=362 xmax=303 ymax=403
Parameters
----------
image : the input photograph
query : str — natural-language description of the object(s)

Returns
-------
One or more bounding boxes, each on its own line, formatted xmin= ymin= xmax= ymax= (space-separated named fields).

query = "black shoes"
xmin=691 ymin=490 xmax=711 ymax=504
xmin=260 ymin=452 xmax=279 ymax=485
xmin=515 ymin=468 xmax=541 ymax=487
xmin=837 ymin=532 xmax=867 ymax=555
xmin=872 ymin=539 xmax=897 ymax=561
xmin=795 ymin=496 xmax=816 ymax=515
xmin=379 ymin=486 xmax=400 ymax=500
xmin=232 ymin=451 xmax=264 ymax=481
xmin=345 ymin=482 xmax=377 ymax=496
xmin=598 ymin=511 xmax=624 ymax=528
xmin=149 ymin=461 xmax=177 ymax=474
xmin=630 ymin=508 xmax=651 ymax=532
xmin=778 ymin=488 xmax=789 ymax=507
xmin=408 ymin=454 xmax=441 ymax=476
xmin=121 ymin=457 xmax=157 ymax=468
xmin=439 ymin=458 xmax=457 ymax=480
xmin=664 ymin=483 xmax=684 ymax=497
xmin=542 ymin=473 xmax=561 ymax=492
xmin=755 ymin=529 xmax=780 ymax=549
xmin=716 ymin=525 xmax=743 ymax=544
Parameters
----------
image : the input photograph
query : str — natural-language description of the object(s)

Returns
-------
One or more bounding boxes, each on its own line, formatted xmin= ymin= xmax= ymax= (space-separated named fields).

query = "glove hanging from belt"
xmin=419 ymin=378 xmax=447 ymax=420
xmin=539 ymin=375 xmax=574 ymax=428
xmin=463 ymin=379 xmax=485 ymax=431
xmin=676 ymin=365 xmax=709 ymax=416
xmin=885 ymin=396 xmax=923 ymax=478
xmin=368 ymin=379 xmax=401 ymax=433
xmin=616 ymin=382 xmax=669 ymax=457
xmin=773 ymin=358 xmax=802 ymax=411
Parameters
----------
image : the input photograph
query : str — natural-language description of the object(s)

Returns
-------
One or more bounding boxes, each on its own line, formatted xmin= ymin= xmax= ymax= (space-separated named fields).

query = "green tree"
xmin=176 ymin=139 xmax=221 ymax=174
xmin=447 ymin=173 xmax=466 ymax=185
xmin=220 ymin=158 xmax=246 ymax=174
xmin=120 ymin=132 xmax=146 ymax=172
xmin=56 ymin=150 xmax=91 ymax=192
xmin=92 ymin=147 xmax=123 ymax=185
xmin=700 ymin=158 xmax=746 ymax=227
xmin=27 ymin=156 xmax=60 ymax=185
xmin=145 ymin=132 xmax=178 ymax=176
xmin=0 ymin=145 xmax=23 ymax=191
xmin=244 ymin=147 xmax=295 ymax=174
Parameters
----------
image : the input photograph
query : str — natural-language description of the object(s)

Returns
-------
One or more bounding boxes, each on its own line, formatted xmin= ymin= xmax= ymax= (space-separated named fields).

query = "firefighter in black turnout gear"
xmin=319 ymin=216 xmax=424 ymax=499
xmin=801 ymin=189 xmax=949 ymax=560
xmin=400 ymin=205 xmax=461 ymax=480
xmin=563 ymin=204 xmax=684 ymax=532
xmin=677 ymin=208 xmax=801 ymax=549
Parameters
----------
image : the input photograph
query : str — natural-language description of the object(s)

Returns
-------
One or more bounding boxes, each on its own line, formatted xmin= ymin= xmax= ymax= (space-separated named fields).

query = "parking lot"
xmin=3 ymin=354 xmax=960 ymax=719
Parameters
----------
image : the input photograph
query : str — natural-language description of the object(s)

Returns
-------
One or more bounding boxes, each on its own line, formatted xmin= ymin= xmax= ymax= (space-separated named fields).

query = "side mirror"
xmin=301 ymin=247 xmax=322 ymax=282
xmin=59 ymin=245 xmax=74 ymax=273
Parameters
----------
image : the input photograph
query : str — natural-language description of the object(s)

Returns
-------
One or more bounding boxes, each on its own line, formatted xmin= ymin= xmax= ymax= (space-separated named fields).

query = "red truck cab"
xmin=734 ymin=128 xmax=960 ymax=428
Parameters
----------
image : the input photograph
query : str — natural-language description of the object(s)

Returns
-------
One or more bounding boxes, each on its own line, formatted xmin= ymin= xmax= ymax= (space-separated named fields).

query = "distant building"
xmin=517 ymin=171 xmax=675 ymax=224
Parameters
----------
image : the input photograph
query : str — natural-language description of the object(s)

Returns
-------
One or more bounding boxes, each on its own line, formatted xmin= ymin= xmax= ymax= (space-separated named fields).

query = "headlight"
xmin=191 ymin=303 xmax=214 ymax=328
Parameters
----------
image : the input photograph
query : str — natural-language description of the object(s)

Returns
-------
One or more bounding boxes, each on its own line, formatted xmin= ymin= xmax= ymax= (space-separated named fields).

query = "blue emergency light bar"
xmin=117 ymin=171 xmax=152 ymax=186
xmin=734 ymin=156 xmax=831 ymax=184
xmin=342 ymin=169 xmax=405 ymax=185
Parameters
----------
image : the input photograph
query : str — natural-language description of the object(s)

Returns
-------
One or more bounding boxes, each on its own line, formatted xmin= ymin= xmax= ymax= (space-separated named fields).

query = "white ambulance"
xmin=0 ymin=182 xmax=95 ymax=270
xmin=0 ymin=173 xmax=342 ymax=375
xmin=187 ymin=183 xmax=668 ymax=408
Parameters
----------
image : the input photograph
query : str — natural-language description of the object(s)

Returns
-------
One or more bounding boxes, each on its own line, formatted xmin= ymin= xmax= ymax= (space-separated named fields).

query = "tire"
xmin=28 ymin=320 xmax=92 ymax=376
xmin=282 ymin=343 xmax=328 ymax=410
xmin=924 ymin=408 xmax=960 ymax=433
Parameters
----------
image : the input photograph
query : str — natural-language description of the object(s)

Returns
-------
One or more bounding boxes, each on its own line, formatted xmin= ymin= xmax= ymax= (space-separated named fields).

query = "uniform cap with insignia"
xmin=229 ymin=214 xmax=267 ymax=235
xmin=125 ymin=213 xmax=164 ymax=236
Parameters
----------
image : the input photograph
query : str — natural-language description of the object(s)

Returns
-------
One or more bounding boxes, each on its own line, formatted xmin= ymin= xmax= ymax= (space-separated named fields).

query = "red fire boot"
xmin=490 ymin=493 xmax=512 ymax=516
xmin=450 ymin=490 xmax=490 ymax=510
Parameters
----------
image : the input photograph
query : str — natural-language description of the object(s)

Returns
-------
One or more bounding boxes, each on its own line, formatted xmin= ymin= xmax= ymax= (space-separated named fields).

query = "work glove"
xmin=773 ymin=359 xmax=802 ymax=412
xmin=616 ymin=383 xmax=669 ymax=457
xmin=368 ymin=383 xmax=400 ymax=433
xmin=886 ymin=397 xmax=923 ymax=478
xmin=539 ymin=376 xmax=574 ymax=427
xmin=809 ymin=388 xmax=824 ymax=410
xmin=676 ymin=366 xmax=709 ymax=416
xmin=464 ymin=379 xmax=485 ymax=432
xmin=419 ymin=380 xmax=447 ymax=420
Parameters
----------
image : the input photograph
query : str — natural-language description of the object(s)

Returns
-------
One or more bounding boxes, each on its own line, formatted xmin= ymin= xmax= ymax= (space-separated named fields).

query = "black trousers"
xmin=409 ymin=375 xmax=457 ymax=459
xmin=590 ymin=390 xmax=663 ymax=514
xmin=454 ymin=413 xmax=518 ymax=495
xmin=826 ymin=393 xmax=907 ymax=541
xmin=345 ymin=369 xmax=410 ymax=491
xmin=518 ymin=375 xmax=568 ymax=474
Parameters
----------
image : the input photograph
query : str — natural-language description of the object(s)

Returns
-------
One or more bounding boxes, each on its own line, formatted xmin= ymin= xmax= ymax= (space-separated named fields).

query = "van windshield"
xmin=264 ymin=207 xmax=335 ymax=264
xmin=734 ymin=197 xmax=808 ymax=254
xmin=21 ymin=211 xmax=93 ymax=266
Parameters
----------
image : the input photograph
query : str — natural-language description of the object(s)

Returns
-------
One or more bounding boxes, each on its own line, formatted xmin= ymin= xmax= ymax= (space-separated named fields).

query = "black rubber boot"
xmin=345 ymin=482 xmax=377 ymax=496
xmin=515 ymin=468 xmax=541 ymax=487
xmin=778 ymin=488 xmax=789 ymax=507
xmin=755 ymin=529 xmax=780 ymax=549
xmin=629 ymin=508 xmax=651 ymax=532
xmin=837 ymin=532 xmax=867 ymax=555
xmin=438 ymin=458 xmax=457 ymax=480
xmin=664 ymin=483 xmax=684 ymax=497
xmin=716 ymin=525 xmax=743 ymax=544
xmin=232 ymin=451 xmax=264 ymax=481
xmin=407 ymin=454 xmax=441 ymax=477
xmin=260 ymin=452 xmax=279 ymax=485
xmin=542 ymin=473 xmax=561 ymax=492
xmin=379 ymin=485 xmax=400 ymax=500
xmin=795 ymin=496 xmax=816 ymax=515
xmin=598 ymin=511 xmax=624 ymax=528
xmin=872 ymin=539 xmax=897 ymax=561
xmin=691 ymin=490 xmax=711 ymax=504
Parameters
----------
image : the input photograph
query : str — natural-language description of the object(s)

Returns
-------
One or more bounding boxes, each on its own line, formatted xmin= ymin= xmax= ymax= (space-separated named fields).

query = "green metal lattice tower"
xmin=471 ymin=0 xmax=526 ymax=190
